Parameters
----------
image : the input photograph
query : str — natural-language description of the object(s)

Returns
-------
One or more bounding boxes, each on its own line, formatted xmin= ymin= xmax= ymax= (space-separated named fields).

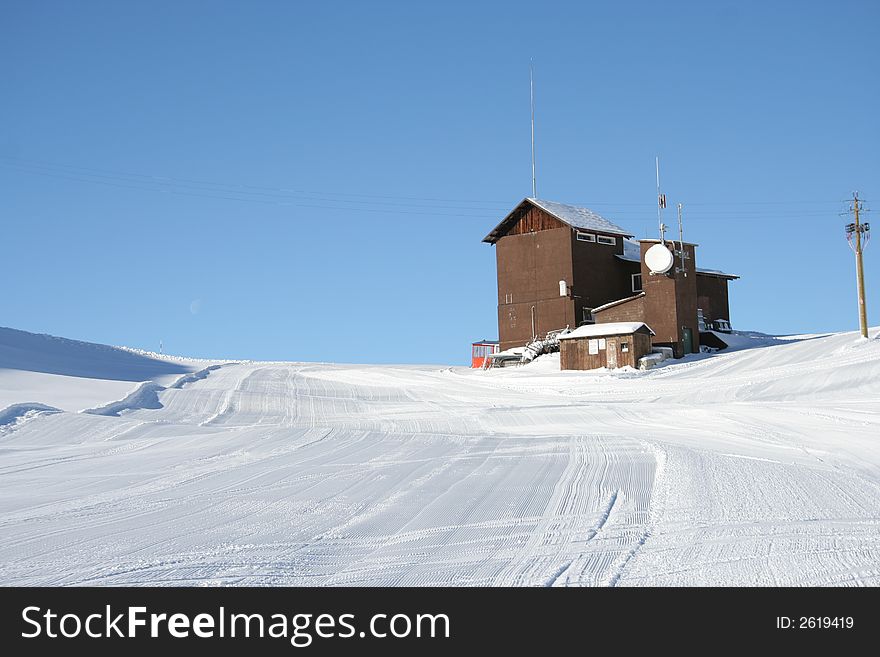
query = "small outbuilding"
xmin=471 ymin=340 xmax=499 ymax=368
xmin=558 ymin=322 xmax=655 ymax=370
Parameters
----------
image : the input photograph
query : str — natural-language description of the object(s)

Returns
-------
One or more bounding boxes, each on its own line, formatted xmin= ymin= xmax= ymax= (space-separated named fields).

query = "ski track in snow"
xmin=0 ymin=331 xmax=879 ymax=586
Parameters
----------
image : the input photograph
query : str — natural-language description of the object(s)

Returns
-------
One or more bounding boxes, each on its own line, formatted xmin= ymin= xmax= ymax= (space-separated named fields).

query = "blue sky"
xmin=1 ymin=1 xmax=877 ymax=364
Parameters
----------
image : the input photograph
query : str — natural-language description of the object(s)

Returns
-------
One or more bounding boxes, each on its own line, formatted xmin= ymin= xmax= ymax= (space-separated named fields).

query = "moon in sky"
xmin=189 ymin=299 xmax=202 ymax=315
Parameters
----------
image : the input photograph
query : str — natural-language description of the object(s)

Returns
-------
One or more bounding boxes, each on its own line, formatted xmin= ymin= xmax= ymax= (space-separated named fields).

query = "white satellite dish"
xmin=645 ymin=243 xmax=674 ymax=274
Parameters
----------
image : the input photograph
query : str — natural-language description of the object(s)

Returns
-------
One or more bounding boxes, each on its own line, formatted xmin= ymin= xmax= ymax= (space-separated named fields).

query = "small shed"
xmin=558 ymin=322 xmax=655 ymax=370
xmin=471 ymin=340 xmax=499 ymax=368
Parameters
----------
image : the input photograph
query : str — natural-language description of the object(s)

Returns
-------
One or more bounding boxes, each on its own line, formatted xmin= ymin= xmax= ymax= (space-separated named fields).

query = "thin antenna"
xmin=530 ymin=60 xmax=537 ymax=198
xmin=656 ymin=156 xmax=666 ymax=243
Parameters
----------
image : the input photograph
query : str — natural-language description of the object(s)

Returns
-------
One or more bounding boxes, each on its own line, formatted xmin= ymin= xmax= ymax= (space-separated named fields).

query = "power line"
xmin=0 ymin=164 xmax=501 ymax=219
xmin=0 ymin=154 xmax=865 ymax=221
xmin=0 ymin=155 xmax=511 ymax=207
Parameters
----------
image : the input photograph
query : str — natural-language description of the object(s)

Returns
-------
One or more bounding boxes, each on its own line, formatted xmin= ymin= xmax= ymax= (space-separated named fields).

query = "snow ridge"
xmin=81 ymin=381 xmax=165 ymax=417
xmin=0 ymin=402 xmax=62 ymax=434
xmin=168 ymin=364 xmax=225 ymax=389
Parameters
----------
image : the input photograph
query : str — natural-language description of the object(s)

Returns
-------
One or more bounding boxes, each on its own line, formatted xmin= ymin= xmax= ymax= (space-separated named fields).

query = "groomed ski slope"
xmin=0 ymin=327 xmax=878 ymax=586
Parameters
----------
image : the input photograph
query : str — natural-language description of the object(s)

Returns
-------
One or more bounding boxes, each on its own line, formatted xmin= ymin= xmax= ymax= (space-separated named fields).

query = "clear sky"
xmin=2 ymin=1 xmax=878 ymax=364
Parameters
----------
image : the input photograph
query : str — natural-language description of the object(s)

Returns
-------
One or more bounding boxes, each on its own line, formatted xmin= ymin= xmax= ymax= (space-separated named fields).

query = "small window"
xmin=597 ymin=235 xmax=616 ymax=245
xmin=576 ymin=232 xmax=596 ymax=242
xmin=621 ymin=342 xmax=629 ymax=353
xmin=632 ymin=273 xmax=642 ymax=292
xmin=581 ymin=307 xmax=595 ymax=325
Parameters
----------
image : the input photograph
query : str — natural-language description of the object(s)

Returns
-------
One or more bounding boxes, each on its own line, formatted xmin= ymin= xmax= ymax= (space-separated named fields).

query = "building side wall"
xmin=593 ymin=296 xmax=646 ymax=324
xmin=496 ymin=219 xmax=574 ymax=351
xmin=696 ymin=275 xmax=732 ymax=323
xmin=639 ymin=241 xmax=700 ymax=357
xmin=633 ymin=332 xmax=653 ymax=362
xmin=570 ymin=232 xmax=636 ymax=321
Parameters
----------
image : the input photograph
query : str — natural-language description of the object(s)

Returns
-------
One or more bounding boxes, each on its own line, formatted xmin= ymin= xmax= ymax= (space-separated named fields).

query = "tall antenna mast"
xmin=530 ymin=60 xmax=537 ymax=198
xmin=677 ymin=202 xmax=684 ymax=246
xmin=656 ymin=156 xmax=667 ymax=243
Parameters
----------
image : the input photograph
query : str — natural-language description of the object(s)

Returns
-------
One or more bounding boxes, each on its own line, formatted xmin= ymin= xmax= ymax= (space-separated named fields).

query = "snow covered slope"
xmin=0 ymin=327 xmax=209 ymax=411
xmin=0 ymin=327 xmax=878 ymax=586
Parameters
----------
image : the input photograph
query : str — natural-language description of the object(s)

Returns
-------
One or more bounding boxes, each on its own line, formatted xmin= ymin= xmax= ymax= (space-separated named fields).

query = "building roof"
xmin=616 ymin=238 xmax=740 ymax=279
xmin=558 ymin=321 xmax=655 ymax=340
xmin=694 ymin=267 xmax=740 ymax=280
xmin=482 ymin=198 xmax=634 ymax=244
xmin=484 ymin=200 xmax=741 ymax=279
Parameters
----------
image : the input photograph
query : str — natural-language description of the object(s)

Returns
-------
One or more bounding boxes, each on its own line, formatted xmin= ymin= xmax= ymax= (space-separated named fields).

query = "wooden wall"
xmin=696 ymin=274 xmax=732 ymax=323
xmin=639 ymin=241 xmax=700 ymax=357
xmin=560 ymin=331 xmax=652 ymax=370
xmin=506 ymin=206 xmax=566 ymax=236
xmin=496 ymin=221 xmax=575 ymax=351
xmin=593 ymin=295 xmax=646 ymax=324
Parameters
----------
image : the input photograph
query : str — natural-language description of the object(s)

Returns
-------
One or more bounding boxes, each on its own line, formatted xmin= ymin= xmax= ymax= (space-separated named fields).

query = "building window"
xmin=581 ymin=307 xmax=595 ymax=325
xmin=632 ymin=273 xmax=642 ymax=292
xmin=621 ymin=342 xmax=629 ymax=353
xmin=597 ymin=235 xmax=616 ymax=245
xmin=576 ymin=231 xmax=596 ymax=242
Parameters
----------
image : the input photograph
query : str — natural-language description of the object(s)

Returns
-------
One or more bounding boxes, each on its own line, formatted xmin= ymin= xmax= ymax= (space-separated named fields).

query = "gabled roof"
xmin=559 ymin=321 xmax=655 ymax=340
xmin=482 ymin=198 xmax=634 ymax=244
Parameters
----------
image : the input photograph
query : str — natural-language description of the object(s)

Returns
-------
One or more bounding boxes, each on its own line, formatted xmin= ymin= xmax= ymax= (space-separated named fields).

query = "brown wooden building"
xmin=559 ymin=322 xmax=654 ymax=370
xmin=484 ymin=198 xmax=739 ymax=357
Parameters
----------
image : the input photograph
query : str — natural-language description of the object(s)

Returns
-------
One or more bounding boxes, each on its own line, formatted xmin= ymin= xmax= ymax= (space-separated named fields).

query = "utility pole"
xmin=845 ymin=192 xmax=870 ymax=338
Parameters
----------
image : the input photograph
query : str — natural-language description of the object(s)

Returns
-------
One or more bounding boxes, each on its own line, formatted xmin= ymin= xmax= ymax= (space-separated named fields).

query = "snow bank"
xmin=81 ymin=381 xmax=165 ymax=417
xmin=0 ymin=402 xmax=62 ymax=434
xmin=638 ymin=353 xmax=665 ymax=370
xmin=168 ymin=365 xmax=225 ymax=389
xmin=705 ymin=330 xmax=791 ymax=352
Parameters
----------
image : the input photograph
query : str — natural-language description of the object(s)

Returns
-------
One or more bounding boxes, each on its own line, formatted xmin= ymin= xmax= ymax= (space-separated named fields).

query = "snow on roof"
xmin=483 ymin=198 xmax=633 ymax=243
xmin=592 ymin=292 xmax=645 ymax=314
xmin=618 ymin=238 xmax=641 ymax=262
xmin=696 ymin=267 xmax=740 ymax=279
xmin=558 ymin=322 xmax=654 ymax=340
xmin=528 ymin=199 xmax=633 ymax=237
xmin=617 ymin=238 xmax=740 ymax=278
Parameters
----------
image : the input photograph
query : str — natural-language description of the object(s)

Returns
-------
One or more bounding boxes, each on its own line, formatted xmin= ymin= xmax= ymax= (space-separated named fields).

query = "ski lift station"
xmin=475 ymin=197 xmax=740 ymax=370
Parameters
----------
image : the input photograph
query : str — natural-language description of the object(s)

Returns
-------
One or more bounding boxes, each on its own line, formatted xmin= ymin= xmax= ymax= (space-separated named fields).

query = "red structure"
xmin=471 ymin=340 xmax=499 ymax=368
